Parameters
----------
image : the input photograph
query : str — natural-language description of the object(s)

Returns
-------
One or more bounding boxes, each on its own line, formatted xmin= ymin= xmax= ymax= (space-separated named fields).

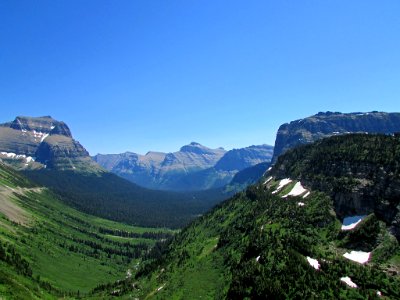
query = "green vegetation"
xmin=94 ymin=134 xmax=400 ymax=299
xmin=24 ymin=169 xmax=227 ymax=228
xmin=0 ymin=162 xmax=173 ymax=299
xmin=98 ymin=183 xmax=399 ymax=299
xmin=271 ymin=133 xmax=400 ymax=241
xmin=2 ymin=134 xmax=400 ymax=299
xmin=274 ymin=133 xmax=400 ymax=202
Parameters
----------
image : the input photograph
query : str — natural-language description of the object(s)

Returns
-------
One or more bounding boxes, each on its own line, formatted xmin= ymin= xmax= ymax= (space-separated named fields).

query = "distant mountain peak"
xmin=0 ymin=115 xmax=98 ymax=171
xmin=179 ymin=142 xmax=219 ymax=154
xmin=8 ymin=115 xmax=72 ymax=138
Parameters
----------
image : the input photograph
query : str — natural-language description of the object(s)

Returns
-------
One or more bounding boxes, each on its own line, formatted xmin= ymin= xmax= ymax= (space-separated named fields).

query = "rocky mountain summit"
xmin=94 ymin=143 xmax=274 ymax=191
xmin=0 ymin=116 xmax=99 ymax=171
xmin=272 ymin=111 xmax=400 ymax=163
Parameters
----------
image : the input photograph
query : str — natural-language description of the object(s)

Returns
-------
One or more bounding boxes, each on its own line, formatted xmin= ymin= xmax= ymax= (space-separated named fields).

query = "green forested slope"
xmin=24 ymin=169 xmax=227 ymax=229
xmin=104 ymin=134 xmax=400 ymax=299
xmin=0 ymin=162 xmax=173 ymax=299
xmin=272 ymin=133 xmax=400 ymax=238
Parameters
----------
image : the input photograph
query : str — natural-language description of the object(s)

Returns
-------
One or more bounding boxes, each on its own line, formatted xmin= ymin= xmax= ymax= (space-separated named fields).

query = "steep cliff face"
xmin=0 ymin=116 xmax=99 ymax=171
xmin=35 ymin=135 xmax=99 ymax=170
xmin=270 ymin=134 xmax=400 ymax=239
xmin=272 ymin=111 xmax=400 ymax=163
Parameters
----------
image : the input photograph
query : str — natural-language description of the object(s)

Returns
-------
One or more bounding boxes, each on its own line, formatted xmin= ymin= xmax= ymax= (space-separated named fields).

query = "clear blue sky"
xmin=1 ymin=1 xmax=399 ymax=155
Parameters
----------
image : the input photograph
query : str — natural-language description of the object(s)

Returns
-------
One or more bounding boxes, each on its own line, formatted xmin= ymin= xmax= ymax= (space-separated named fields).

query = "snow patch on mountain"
xmin=282 ymin=181 xmax=308 ymax=198
xmin=272 ymin=178 xmax=292 ymax=194
xmin=0 ymin=152 xmax=35 ymax=163
xmin=306 ymin=256 xmax=320 ymax=270
xmin=32 ymin=130 xmax=48 ymax=142
xmin=341 ymin=276 xmax=358 ymax=288
xmin=343 ymin=251 xmax=370 ymax=264
xmin=264 ymin=176 xmax=273 ymax=185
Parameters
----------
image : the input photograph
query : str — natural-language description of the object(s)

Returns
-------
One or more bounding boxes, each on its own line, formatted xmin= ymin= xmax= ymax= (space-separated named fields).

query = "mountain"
xmin=214 ymin=144 xmax=273 ymax=171
xmin=0 ymin=160 xmax=174 ymax=298
xmin=94 ymin=143 xmax=274 ymax=191
xmin=272 ymin=133 xmax=400 ymax=240
xmin=101 ymin=134 xmax=400 ymax=299
xmin=0 ymin=116 xmax=100 ymax=171
xmin=0 ymin=116 xmax=229 ymax=228
xmin=225 ymin=162 xmax=270 ymax=191
xmin=93 ymin=142 xmax=226 ymax=189
xmin=224 ymin=111 xmax=400 ymax=193
xmin=272 ymin=111 xmax=400 ymax=163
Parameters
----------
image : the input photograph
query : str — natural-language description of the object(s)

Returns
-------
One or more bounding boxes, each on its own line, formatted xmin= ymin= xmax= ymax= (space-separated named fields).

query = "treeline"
xmin=42 ymin=225 xmax=151 ymax=261
xmin=0 ymin=240 xmax=32 ymax=276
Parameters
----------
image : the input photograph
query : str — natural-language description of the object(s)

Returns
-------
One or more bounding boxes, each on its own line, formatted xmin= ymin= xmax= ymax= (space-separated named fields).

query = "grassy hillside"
xmin=0 ymin=162 xmax=173 ymax=299
xmin=100 ymin=134 xmax=400 ymax=299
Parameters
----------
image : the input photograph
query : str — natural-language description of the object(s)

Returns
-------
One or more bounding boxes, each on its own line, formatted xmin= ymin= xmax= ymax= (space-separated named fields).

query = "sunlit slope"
xmin=0 ymin=161 xmax=173 ymax=299
xmin=104 ymin=134 xmax=400 ymax=299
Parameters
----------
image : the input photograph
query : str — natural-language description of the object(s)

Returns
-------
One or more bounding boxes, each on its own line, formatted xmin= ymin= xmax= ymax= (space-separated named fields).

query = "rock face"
xmin=270 ymin=134 xmax=400 ymax=240
xmin=93 ymin=143 xmax=274 ymax=191
xmin=272 ymin=111 xmax=400 ymax=163
xmin=0 ymin=116 xmax=99 ymax=171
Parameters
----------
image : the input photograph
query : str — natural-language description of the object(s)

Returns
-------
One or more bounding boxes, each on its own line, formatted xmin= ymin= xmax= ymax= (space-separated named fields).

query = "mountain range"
xmin=0 ymin=112 xmax=399 ymax=299
xmin=93 ymin=143 xmax=274 ymax=191
xmin=0 ymin=116 xmax=231 ymax=228
xmin=94 ymin=133 xmax=400 ymax=299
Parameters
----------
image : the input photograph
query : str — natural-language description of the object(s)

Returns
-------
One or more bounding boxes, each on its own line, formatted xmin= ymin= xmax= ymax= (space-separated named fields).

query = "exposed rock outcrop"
xmin=0 ymin=116 xmax=100 ymax=171
xmin=272 ymin=111 xmax=400 ymax=163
